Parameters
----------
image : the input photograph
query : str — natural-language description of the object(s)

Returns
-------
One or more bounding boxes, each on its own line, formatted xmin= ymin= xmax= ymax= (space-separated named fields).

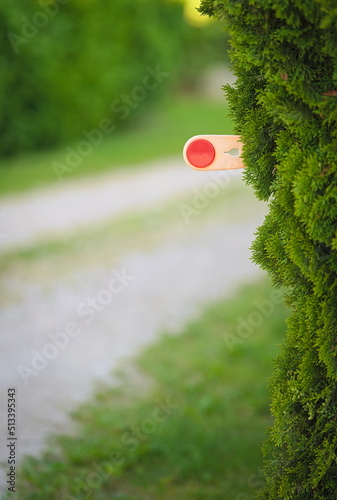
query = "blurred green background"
xmin=0 ymin=0 xmax=231 ymax=193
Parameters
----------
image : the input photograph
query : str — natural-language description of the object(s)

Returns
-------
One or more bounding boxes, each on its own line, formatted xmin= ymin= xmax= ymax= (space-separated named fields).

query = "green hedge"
xmin=0 ymin=0 xmax=188 ymax=156
xmin=200 ymin=0 xmax=337 ymax=498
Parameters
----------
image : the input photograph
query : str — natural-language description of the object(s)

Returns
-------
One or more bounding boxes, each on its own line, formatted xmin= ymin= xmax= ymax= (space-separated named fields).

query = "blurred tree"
xmin=0 ymin=0 xmax=230 ymax=158
xmin=0 ymin=0 xmax=197 ymax=156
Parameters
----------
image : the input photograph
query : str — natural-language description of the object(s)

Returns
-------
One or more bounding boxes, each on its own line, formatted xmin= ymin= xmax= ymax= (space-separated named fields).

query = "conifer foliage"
xmin=200 ymin=0 xmax=337 ymax=498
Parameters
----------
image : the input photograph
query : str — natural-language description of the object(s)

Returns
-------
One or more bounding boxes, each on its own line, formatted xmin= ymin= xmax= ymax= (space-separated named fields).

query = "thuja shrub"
xmin=200 ymin=0 xmax=337 ymax=498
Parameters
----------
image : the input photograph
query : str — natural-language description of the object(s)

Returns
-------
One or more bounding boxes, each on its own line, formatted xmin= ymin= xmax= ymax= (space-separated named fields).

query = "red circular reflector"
xmin=186 ymin=139 xmax=215 ymax=168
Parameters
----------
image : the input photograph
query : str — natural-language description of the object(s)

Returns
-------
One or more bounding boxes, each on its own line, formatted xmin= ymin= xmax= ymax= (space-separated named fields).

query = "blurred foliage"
xmin=0 ymin=0 xmax=228 ymax=158
xmin=176 ymin=21 xmax=230 ymax=93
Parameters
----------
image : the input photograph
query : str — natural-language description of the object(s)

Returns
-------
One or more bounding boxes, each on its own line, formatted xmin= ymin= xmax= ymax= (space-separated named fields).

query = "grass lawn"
xmin=0 ymin=96 xmax=233 ymax=196
xmin=9 ymin=279 xmax=288 ymax=500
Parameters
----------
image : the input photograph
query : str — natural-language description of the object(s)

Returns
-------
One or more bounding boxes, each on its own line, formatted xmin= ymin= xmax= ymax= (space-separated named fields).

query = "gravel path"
xmin=0 ymin=157 xmax=215 ymax=252
xmin=0 ymin=157 xmax=266 ymax=490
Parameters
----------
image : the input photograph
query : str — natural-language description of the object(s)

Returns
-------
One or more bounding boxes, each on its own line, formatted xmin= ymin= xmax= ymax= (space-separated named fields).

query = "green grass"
xmin=0 ymin=96 xmax=233 ymax=196
xmin=9 ymin=279 xmax=288 ymax=500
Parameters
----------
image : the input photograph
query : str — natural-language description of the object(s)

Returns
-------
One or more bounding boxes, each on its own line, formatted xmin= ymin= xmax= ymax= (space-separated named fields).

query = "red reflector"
xmin=186 ymin=139 xmax=215 ymax=168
